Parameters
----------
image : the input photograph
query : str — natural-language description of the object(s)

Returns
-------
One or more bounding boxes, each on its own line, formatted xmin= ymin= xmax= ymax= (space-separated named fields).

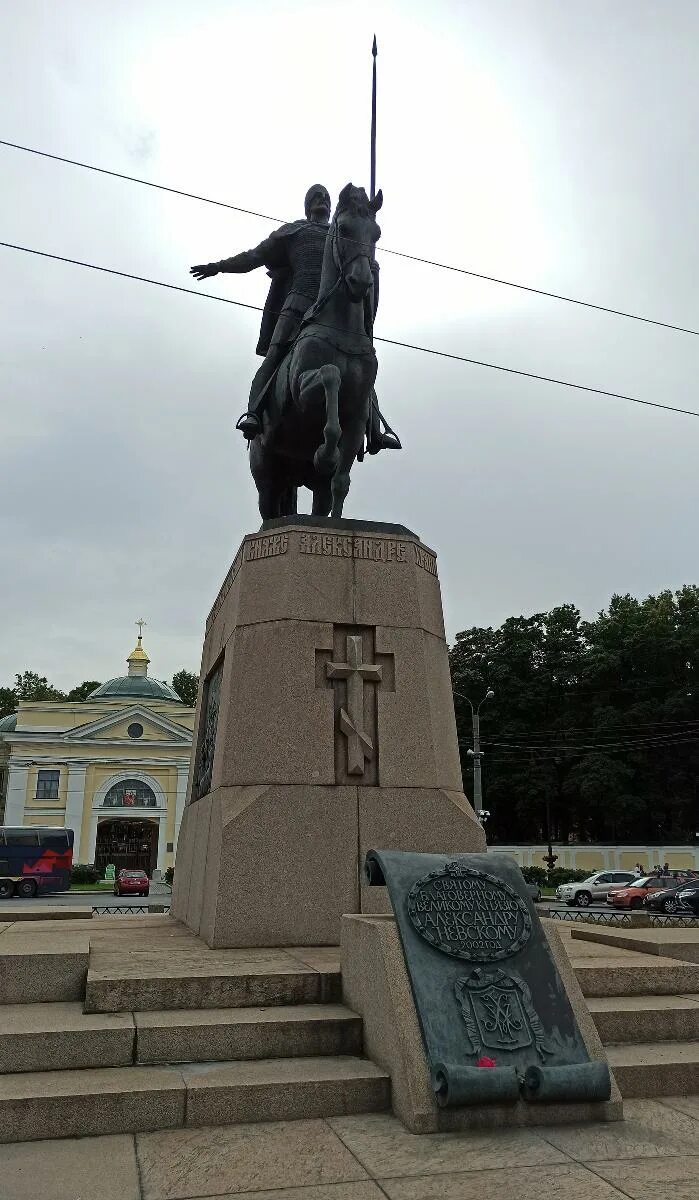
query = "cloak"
xmin=256 ymin=220 xmax=317 ymax=356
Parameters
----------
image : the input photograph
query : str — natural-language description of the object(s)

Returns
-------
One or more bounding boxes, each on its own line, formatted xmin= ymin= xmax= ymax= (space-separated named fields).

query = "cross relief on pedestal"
xmin=316 ymin=627 xmax=394 ymax=784
xmin=327 ymin=634 xmax=382 ymax=774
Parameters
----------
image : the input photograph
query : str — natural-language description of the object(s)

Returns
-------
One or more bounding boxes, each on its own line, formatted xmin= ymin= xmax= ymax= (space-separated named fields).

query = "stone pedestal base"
xmin=172 ymin=517 xmax=485 ymax=947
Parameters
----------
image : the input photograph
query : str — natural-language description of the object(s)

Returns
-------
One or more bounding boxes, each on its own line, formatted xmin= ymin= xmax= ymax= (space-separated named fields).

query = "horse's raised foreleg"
xmin=298 ymin=364 xmax=342 ymax=478
xmin=331 ymin=417 xmax=365 ymax=518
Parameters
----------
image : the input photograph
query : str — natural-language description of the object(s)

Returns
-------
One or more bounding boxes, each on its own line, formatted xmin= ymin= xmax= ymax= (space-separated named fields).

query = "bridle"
xmin=300 ymin=212 xmax=377 ymax=336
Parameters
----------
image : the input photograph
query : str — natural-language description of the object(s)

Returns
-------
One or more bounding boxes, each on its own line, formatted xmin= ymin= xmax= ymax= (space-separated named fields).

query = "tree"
xmin=13 ymin=671 xmax=66 ymax=703
xmin=0 ymin=687 xmax=15 ymax=719
xmin=171 ymin=669 xmax=198 ymax=707
xmin=450 ymin=587 xmax=699 ymax=846
xmin=65 ymin=681 xmax=102 ymax=702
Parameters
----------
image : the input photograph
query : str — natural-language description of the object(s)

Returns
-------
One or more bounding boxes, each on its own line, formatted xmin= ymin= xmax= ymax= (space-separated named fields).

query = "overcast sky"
xmin=1 ymin=0 xmax=697 ymax=690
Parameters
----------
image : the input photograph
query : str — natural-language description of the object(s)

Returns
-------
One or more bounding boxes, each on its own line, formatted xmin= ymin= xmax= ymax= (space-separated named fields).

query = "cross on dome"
xmin=127 ymin=620 xmax=150 ymax=677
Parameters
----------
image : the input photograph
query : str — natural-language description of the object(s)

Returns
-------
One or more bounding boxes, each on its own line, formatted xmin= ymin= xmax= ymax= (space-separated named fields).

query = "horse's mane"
xmin=333 ymin=183 xmax=372 ymax=220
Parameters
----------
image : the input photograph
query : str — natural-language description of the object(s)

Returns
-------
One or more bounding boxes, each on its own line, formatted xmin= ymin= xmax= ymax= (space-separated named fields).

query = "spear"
xmin=370 ymin=35 xmax=377 ymax=200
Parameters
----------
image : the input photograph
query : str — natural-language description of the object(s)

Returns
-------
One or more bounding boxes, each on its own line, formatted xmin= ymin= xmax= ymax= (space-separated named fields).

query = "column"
xmin=156 ymin=816 xmax=168 ymax=872
xmin=85 ymin=811 xmax=99 ymax=864
xmin=4 ymin=763 xmax=30 ymax=826
xmin=174 ymin=766 xmax=188 ymax=852
xmin=65 ymin=763 xmax=87 ymax=859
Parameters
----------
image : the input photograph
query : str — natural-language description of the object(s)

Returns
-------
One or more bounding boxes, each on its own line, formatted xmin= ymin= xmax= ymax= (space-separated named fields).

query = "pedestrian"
xmin=633 ymin=863 xmax=642 ymax=877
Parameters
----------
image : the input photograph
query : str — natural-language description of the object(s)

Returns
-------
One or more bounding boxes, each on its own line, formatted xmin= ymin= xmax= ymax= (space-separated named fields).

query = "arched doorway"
xmin=94 ymin=818 xmax=158 ymax=876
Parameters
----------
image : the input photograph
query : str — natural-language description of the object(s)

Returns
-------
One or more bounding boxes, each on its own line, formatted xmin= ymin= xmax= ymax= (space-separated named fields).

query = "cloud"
xmin=1 ymin=0 xmax=697 ymax=690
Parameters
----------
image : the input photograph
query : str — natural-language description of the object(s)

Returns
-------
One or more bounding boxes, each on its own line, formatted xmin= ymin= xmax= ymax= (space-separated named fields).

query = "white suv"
xmin=556 ymin=871 xmax=636 ymax=907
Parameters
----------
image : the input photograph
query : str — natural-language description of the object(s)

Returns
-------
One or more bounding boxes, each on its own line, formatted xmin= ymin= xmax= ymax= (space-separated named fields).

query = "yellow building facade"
xmin=0 ymin=635 xmax=194 ymax=875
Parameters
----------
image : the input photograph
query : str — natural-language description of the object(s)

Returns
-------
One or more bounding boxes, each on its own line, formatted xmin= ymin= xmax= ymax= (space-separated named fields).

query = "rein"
xmin=299 ymin=220 xmax=375 ymax=340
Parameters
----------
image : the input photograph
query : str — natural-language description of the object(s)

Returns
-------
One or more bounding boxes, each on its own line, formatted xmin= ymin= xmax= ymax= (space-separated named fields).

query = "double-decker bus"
xmin=0 ymin=826 xmax=74 ymax=898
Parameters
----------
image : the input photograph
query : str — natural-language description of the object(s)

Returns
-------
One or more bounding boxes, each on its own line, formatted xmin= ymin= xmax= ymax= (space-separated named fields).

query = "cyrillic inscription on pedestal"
xmin=316 ymin=626 xmax=394 ymax=785
xmin=300 ymin=531 xmax=408 ymax=562
xmin=193 ymin=656 xmax=223 ymax=800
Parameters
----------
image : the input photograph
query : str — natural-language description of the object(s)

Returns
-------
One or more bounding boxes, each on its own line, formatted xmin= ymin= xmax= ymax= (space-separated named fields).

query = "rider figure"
xmin=190 ymin=184 xmax=400 ymax=454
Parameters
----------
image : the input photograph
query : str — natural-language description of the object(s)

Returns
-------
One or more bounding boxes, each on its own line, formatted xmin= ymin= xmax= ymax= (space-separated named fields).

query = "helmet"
xmin=304 ymin=184 xmax=331 ymax=218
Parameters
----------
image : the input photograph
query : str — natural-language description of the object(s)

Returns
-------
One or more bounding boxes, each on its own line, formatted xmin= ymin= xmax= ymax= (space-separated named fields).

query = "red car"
xmin=608 ymin=873 xmax=689 ymax=910
xmin=114 ymin=869 xmax=150 ymax=897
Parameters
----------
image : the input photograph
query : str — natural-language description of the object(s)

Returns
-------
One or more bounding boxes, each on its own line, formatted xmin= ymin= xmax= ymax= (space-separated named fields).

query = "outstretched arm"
xmin=190 ymin=232 xmax=283 ymax=281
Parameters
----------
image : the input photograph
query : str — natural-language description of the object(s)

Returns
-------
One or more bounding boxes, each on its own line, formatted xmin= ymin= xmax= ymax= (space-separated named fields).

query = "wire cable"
xmin=3 ymin=239 xmax=699 ymax=421
xmin=3 ymin=137 xmax=699 ymax=340
xmin=483 ymin=733 xmax=699 ymax=751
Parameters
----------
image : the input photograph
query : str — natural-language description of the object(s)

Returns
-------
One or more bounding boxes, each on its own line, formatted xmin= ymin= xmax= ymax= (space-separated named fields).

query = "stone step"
xmin=607 ymin=1040 xmax=699 ymax=1098
xmin=0 ymin=1056 xmax=390 ymax=1142
xmin=85 ymin=956 xmax=341 ymax=1013
xmin=0 ymin=906 xmax=93 ymax=922
xmin=0 ymin=1003 xmax=134 ymax=1073
xmin=573 ymin=956 xmax=699 ymax=997
xmin=135 ymin=1003 xmax=363 ymax=1063
xmin=0 ymin=1001 xmax=363 ymax=1073
xmin=588 ymin=994 xmax=699 ymax=1044
xmin=181 ymin=1055 xmax=390 ymax=1128
xmin=0 ymin=937 xmax=89 ymax=1004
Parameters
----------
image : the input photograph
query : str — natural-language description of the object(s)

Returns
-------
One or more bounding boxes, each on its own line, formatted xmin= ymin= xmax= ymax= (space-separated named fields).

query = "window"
xmin=596 ymin=874 xmax=612 ymax=883
xmin=35 ymin=770 xmax=60 ymax=800
xmin=39 ymin=831 xmax=69 ymax=849
xmin=5 ymin=831 xmax=39 ymax=846
xmin=127 ymin=722 xmax=144 ymax=739
xmin=102 ymin=779 xmax=157 ymax=808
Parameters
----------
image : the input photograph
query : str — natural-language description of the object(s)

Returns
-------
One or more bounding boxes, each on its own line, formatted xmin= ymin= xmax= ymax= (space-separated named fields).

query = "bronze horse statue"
xmin=249 ymin=184 xmax=383 ymax=519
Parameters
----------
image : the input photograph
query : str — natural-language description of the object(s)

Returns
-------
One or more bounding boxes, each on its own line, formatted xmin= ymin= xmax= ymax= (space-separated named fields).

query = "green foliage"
xmin=13 ymin=671 xmax=66 ymax=702
xmin=520 ymin=866 xmax=547 ymax=886
xmin=451 ymin=586 xmax=699 ymax=845
xmin=66 ymin=681 xmax=102 ymax=701
xmin=547 ymin=868 xmax=594 ymax=887
xmin=0 ymin=671 xmax=70 ymax=721
xmin=71 ymin=863 xmax=101 ymax=884
xmin=171 ymin=669 xmax=198 ymax=707
xmin=520 ymin=866 xmax=589 ymax=887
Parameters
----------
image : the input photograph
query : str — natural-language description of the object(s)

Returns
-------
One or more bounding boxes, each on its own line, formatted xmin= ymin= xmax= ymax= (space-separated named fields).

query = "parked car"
xmin=607 ymin=874 xmax=682 ymax=909
xmin=526 ymin=882 xmax=543 ymax=903
xmin=556 ymin=871 xmax=636 ymax=907
xmin=644 ymin=882 xmax=699 ymax=915
xmin=113 ymin=869 xmax=150 ymax=897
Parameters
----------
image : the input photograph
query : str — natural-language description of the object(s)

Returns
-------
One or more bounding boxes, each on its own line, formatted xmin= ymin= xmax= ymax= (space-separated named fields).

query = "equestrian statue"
xmin=190 ymin=182 xmax=399 ymax=519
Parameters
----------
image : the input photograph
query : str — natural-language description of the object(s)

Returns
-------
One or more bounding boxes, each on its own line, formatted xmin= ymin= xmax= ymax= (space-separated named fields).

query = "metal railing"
xmin=92 ymin=904 xmax=171 ymax=915
xmin=649 ymin=913 xmax=699 ymax=927
xmin=546 ymin=907 xmax=699 ymax=928
xmin=546 ymin=908 xmax=634 ymax=926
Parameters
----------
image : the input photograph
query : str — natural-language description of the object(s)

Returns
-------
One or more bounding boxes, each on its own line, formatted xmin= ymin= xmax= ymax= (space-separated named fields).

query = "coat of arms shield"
xmin=455 ymin=968 xmax=550 ymax=1062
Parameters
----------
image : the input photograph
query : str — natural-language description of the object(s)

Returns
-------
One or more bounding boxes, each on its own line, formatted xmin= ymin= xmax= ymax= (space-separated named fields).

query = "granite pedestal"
xmin=172 ymin=518 xmax=485 ymax=947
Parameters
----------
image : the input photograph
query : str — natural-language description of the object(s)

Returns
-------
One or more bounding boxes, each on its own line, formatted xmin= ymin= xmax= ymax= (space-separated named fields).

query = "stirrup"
xmin=236 ymin=412 xmax=262 ymax=439
xmin=368 ymin=429 xmax=402 ymax=455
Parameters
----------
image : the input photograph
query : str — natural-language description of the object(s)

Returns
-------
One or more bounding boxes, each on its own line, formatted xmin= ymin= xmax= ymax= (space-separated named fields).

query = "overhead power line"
xmin=483 ymin=732 xmax=699 ymax=751
xmin=488 ymin=722 xmax=699 ymax=741
xmin=3 ymin=137 xmax=699 ymax=340
xmin=3 ymin=239 xmax=699 ymax=421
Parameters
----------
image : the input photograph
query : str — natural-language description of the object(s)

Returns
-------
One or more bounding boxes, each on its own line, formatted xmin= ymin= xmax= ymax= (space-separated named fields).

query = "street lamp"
xmin=465 ymin=688 xmax=494 ymax=815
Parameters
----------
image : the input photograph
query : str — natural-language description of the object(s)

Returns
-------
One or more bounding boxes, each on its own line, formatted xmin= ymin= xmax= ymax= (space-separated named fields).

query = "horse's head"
xmin=332 ymin=183 xmax=383 ymax=302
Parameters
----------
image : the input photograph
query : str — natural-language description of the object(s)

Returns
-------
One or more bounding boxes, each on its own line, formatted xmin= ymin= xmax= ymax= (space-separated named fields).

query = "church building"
xmin=0 ymin=633 xmax=195 ymax=875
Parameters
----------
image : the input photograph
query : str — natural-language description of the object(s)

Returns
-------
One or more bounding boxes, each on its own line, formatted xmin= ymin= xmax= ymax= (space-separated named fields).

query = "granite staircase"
xmin=563 ymin=919 xmax=699 ymax=1098
xmin=0 ymin=916 xmax=389 ymax=1143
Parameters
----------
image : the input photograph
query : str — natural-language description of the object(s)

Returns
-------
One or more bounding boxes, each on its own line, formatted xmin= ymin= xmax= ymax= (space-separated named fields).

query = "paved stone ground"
xmin=4 ymin=1099 xmax=699 ymax=1199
